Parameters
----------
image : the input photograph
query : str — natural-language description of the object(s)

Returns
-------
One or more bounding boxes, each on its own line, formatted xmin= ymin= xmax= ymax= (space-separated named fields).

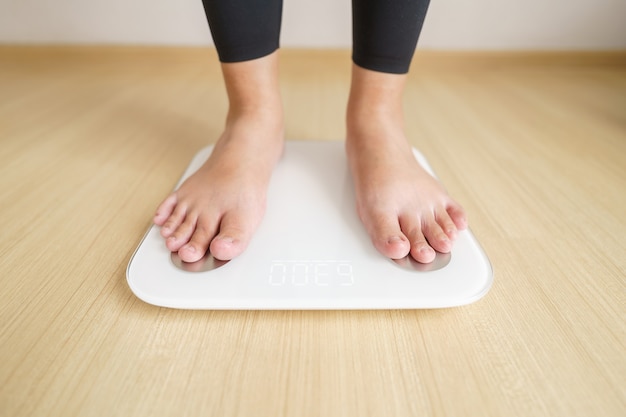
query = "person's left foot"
xmin=346 ymin=118 xmax=467 ymax=263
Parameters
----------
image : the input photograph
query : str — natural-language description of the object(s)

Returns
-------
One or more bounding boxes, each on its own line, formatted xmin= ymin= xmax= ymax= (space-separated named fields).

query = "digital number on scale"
xmin=269 ymin=261 xmax=354 ymax=286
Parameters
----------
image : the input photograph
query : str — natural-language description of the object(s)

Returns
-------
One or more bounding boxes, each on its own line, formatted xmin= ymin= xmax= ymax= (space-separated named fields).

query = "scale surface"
xmin=127 ymin=141 xmax=492 ymax=309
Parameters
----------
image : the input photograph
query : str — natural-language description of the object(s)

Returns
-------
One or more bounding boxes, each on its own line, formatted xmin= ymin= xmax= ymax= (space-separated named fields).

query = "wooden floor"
xmin=0 ymin=47 xmax=624 ymax=417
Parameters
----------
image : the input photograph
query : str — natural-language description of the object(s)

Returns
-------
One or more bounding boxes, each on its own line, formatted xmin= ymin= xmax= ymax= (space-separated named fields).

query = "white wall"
xmin=0 ymin=0 xmax=624 ymax=50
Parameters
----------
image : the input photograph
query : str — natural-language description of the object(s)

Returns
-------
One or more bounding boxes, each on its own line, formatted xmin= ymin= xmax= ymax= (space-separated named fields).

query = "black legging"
xmin=201 ymin=0 xmax=430 ymax=74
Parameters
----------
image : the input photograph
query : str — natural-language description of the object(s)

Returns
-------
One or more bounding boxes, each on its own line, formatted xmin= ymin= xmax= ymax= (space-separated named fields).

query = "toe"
xmin=209 ymin=209 xmax=258 ymax=261
xmin=410 ymin=238 xmax=437 ymax=264
xmin=422 ymin=216 xmax=453 ymax=254
xmin=363 ymin=210 xmax=411 ymax=260
xmin=160 ymin=203 xmax=187 ymax=238
xmin=447 ymin=201 xmax=468 ymax=230
xmin=165 ymin=214 xmax=197 ymax=252
xmin=400 ymin=215 xmax=436 ymax=263
xmin=178 ymin=218 xmax=217 ymax=262
xmin=154 ymin=194 xmax=177 ymax=225
xmin=435 ymin=209 xmax=459 ymax=241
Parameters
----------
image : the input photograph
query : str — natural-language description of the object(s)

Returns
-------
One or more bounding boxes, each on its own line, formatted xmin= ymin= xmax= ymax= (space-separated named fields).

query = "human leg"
xmin=351 ymin=0 xmax=430 ymax=74
xmin=154 ymin=1 xmax=284 ymax=262
xmin=347 ymin=0 xmax=467 ymax=263
xmin=202 ymin=0 xmax=283 ymax=63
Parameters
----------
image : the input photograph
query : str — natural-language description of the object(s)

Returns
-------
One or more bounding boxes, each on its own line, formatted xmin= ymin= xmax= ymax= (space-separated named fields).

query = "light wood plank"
xmin=0 ymin=47 xmax=624 ymax=417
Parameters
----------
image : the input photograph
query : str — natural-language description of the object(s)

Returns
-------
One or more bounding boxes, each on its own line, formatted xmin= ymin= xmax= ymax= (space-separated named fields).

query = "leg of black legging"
xmin=352 ymin=0 xmax=430 ymax=74
xmin=201 ymin=0 xmax=283 ymax=63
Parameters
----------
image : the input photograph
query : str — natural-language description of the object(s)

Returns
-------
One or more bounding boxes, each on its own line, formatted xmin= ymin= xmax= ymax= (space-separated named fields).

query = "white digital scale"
xmin=127 ymin=141 xmax=492 ymax=309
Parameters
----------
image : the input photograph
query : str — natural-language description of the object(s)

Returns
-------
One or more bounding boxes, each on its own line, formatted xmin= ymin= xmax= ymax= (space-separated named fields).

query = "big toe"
xmin=209 ymin=236 xmax=245 ymax=261
xmin=209 ymin=210 xmax=259 ymax=261
xmin=364 ymin=211 xmax=411 ymax=259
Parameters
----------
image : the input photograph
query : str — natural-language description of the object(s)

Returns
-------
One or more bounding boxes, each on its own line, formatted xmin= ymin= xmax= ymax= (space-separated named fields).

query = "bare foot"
xmin=153 ymin=113 xmax=283 ymax=262
xmin=346 ymin=123 xmax=467 ymax=263
xmin=346 ymin=64 xmax=467 ymax=263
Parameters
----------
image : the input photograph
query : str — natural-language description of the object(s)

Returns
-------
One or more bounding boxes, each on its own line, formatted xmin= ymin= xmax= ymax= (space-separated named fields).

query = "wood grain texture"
xmin=0 ymin=47 xmax=624 ymax=417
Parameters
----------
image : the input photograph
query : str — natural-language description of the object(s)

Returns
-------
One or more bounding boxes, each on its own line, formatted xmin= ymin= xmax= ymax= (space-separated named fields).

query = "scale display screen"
xmin=127 ymin=141 xmax=492 ymax=309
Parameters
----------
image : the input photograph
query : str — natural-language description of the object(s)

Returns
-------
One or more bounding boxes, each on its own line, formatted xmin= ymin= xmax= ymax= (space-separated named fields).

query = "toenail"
xmin=182 ymin=244 xmax=196 ymax=253
xmin=388 ymin=236 xmax=404 ymax=244
xmin=419 ymin=246 xmax=434 ymax=254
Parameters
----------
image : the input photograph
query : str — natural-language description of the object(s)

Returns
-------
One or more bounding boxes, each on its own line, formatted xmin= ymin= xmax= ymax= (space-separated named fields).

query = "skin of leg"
xmin=153 ymin=52 xmax=284 ymax=262
xmin=345 ymin=64 xmax=468 ymax=263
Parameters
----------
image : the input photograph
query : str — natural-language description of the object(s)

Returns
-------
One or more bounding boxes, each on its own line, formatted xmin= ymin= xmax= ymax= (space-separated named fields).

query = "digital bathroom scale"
xmin=127 ymin=141 xmax=492 ymax=310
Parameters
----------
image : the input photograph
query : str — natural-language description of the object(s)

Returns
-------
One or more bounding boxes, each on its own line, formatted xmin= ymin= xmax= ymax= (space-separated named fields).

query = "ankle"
xmin=347 ymin=104 xmax=403 ymax=129
xmin=221 ymin=52 xmax=282 ymax=122
xmin=226 ymin=99 xmax=284 ymax=132
xmin=346 ymin=64 xmax=406 ymax=138
xmin=346 ymin=106 xmax=405 ymax=147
